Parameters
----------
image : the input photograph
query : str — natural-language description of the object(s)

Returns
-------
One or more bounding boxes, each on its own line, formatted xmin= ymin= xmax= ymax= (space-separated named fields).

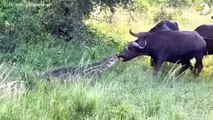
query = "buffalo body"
xmin=119 ymin=30 xmax=207 ymax=76
xmin=194 ymin=24 xmax=213 ymax=54
xmin=148 ymin=20 xmax=179 ymax=66
xmin=149 ymin=20 xmax=179 ymax=32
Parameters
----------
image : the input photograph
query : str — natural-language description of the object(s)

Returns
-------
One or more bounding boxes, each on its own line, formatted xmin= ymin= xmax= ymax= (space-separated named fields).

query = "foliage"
xmin=133 ymin=0 xmax=206 ymax=11
xmin=0 ymin=0 xmax=46 ymax=53
xmin=153 ymin=7 xmax=183 ymax=23
xmin=43 ymin=0 xmax=133 ymax=43
xmin=0 ymin=0 xmax=120 ymax=55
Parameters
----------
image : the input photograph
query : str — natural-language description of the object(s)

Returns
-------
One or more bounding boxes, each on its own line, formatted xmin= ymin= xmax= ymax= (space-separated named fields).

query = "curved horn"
xmin=129 ymin=29 xmax=147 ymax=38
xmin=132 ymin=41 xmax=147 ymax=49
xmin=129 ymin=29 xmax=138 ymax=37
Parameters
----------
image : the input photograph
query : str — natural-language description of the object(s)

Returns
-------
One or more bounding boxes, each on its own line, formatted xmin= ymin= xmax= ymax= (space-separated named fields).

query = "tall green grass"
xmin=1 ymin=59 xmax=213 ymax=119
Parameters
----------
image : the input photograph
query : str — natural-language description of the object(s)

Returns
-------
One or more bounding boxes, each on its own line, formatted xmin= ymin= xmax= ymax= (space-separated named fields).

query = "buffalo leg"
xmin=150 ymin=58 xmax=156 ymax=67
xmin=194 ymin=54 xmax=204 ymax=77
xmin=178 ymin=61 xmax=193 ymax=75
xmin=153 ymin=59 xmax=164 ymax=75
xmin=151 ymin=58 xmax=170 ymax=67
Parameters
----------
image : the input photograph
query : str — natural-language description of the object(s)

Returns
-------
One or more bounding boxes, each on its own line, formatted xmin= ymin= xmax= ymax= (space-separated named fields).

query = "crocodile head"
xmin=103 ymin=55 xmax=120 ymax=68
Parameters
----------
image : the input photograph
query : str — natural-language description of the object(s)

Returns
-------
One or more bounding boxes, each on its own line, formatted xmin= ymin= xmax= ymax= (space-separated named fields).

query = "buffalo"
xmin=118 ymin=30 xmax=207 ymax=76
xmin=146 ymin=20 xmax=179 ymax=66
xmin=149 ymin=20 xmax=179 ymax=32
xmin=194 ymin=24 xmax=213 ymax=38
xmin=135 ymin=20 xmax=179 ymax=38
xmin=194 ymin=24 xmax=213 ymax=55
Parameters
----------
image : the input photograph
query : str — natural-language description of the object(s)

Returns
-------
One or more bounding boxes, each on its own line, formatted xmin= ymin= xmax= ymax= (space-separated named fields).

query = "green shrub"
xmin=0 ymin=1 xmax=46 ymax=53
xmin=153 ymin=7 xmax=183 ymax=23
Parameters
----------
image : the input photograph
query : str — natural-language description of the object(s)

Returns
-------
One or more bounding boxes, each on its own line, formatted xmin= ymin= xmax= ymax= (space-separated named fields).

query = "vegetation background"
xmin=1 ymin=0 xmax=213 ymax=119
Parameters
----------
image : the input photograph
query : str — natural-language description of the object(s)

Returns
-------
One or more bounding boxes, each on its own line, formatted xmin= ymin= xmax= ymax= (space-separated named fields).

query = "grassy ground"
xmin=1 ymin=60 xmax=213 ymax=120
xmin=1 ymin=5 xmax=213 ymax=120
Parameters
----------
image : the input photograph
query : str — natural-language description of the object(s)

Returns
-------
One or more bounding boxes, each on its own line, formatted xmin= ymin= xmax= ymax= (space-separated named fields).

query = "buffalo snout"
xmin=118 ymin=47 xmax=140 ymax=62
xmin=118 ymin=50 xmax=130 ymax=62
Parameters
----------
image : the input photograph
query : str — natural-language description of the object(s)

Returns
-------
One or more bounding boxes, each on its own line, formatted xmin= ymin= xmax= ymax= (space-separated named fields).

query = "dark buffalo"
xmin=134 ymin=20 xmax=179 ymax=37
xmin=146 ymin=20 xmax=179 ymax=66
xmin=118 ymin=30 xmax=207 ymax=76
xmin=204 ymin=38 xmax=213 ymax=55
xmin=149 ymin=20 xmax=179 ymax=32
xmin=194 ymin=24 xmax=213 ymax=38
xmin=194 ymin=24 xmax=213 ymax=54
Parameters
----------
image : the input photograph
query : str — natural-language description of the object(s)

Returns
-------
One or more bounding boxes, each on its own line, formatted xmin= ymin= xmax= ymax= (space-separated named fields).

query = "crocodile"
xmin=41 ymin=55 xmax=119 ymax=79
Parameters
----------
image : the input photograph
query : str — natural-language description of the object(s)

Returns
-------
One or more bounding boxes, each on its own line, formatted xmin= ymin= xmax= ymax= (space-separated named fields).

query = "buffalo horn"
xmin=129 ymin=29 xmax=147 ymax=38
xmin=132 ymin=41 xmax=146 ymax=49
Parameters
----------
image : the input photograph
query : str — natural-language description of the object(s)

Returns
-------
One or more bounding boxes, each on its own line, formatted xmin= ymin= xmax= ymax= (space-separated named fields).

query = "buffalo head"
xmin=118 ymin=30 xmax=148 ymax=61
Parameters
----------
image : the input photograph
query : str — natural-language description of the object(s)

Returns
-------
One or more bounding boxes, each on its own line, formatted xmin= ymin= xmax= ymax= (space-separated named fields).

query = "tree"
xmin=43 ymin=0 xmax=133 ymax=43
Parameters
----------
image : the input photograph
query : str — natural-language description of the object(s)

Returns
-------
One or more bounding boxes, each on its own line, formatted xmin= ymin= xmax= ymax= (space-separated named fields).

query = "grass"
xmin=1 ymin=60 xmax=213 ymax=120
xmin=1 ymin=3 xmax=213 ymax=120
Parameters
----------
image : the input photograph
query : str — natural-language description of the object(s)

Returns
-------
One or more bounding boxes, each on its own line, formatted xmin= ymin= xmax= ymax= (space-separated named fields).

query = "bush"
xmin=0 ymin=1 xmax=46 ymax=53
xmin=42 ymin=0 xmax=93 ymax=43
xmin=43 ymin=0 xmax=133 ymax=43
xmin=153 ymin=7 xmax=183 ymax=23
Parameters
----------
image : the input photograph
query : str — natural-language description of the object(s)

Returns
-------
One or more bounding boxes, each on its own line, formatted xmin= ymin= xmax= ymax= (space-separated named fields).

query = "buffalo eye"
xmin=125 ymin=47 xmax=130 ymax=51
xmin=126 ymin=46 xmax=134 ymax=52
